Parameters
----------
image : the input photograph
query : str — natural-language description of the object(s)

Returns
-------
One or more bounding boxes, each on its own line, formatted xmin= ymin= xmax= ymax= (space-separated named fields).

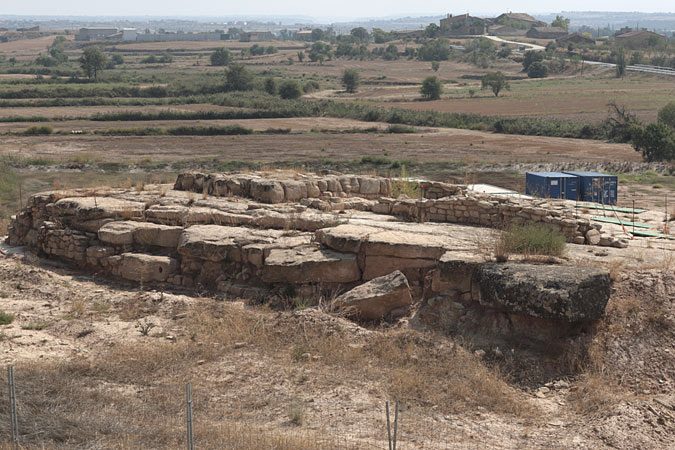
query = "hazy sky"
xmin=3 ymin=1 xmax=674 ymax=20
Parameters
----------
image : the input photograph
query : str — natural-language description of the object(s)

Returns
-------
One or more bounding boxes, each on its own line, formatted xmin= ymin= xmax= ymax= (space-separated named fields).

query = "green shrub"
xmin=386 ymin=124 xmax=418 ymax=134
xmin=0 ymin=310 xmax=14 ymax=325
xmin=496 ymin=223 xmax=566 ymax=258
xmin=420 ymin=76 xmax=442 ymax=100
xmin=278 ymin=80 xmax=303 ymax=100
xmin=22 ymin=125 xmax=53 ymax=135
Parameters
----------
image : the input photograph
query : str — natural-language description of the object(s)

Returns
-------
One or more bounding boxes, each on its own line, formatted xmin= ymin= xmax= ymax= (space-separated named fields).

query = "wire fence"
xmin=0 ymin=364 xmax=532 ymax=449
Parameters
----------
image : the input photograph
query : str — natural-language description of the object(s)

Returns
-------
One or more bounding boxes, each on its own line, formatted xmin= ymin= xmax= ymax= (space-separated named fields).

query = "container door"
xmin=548 ymin=177 xmax=561 ymax=199
xmin=564 ymin=177 xmax=578 ymax=201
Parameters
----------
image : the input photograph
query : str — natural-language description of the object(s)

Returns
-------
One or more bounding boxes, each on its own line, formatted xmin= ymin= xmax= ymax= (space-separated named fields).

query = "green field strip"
xmin=592 ymin=217 xmax=656 ymax=229
xmin=576 ymin=205 xmax=647 ymax=214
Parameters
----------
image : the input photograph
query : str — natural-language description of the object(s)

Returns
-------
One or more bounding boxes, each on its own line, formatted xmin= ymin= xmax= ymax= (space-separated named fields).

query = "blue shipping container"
xmin=563 ymin=172 xmax=618 ymax=205
xmin=525 ymin=172 xmax=579 ymax=201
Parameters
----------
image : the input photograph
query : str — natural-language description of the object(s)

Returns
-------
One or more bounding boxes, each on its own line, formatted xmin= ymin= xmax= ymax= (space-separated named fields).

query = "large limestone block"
xmin=49 ymin=197 xmax=145 ymax=220
xmin=262 ymin=246 xmax=360 ymax=284
xmin=315 ymin=224 xmax=380 ymax=253
xmin=359 ymin=178 xmax=381 ymax=196
xmin=475 ymin=263 xmax=611 ymax=321
xmin=334 ymin=270 xmax=412 ymax=320
xmin=364 ymin=230 xmax=447 ymax=260
xmin=250 ymin=180 xmax=285 ymax=204
xmin=112 ymin=253 xmax=178 ymax=282
xmin=98 ymin=221 xmax=183 ymax=248
xmin=178 ymin=225 xmax=281 ymax=262
xmin=281 ymin=181 xmax=308 ymax=202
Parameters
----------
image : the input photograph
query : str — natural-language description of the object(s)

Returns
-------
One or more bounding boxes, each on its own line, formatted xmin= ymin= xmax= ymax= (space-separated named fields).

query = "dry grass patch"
xmin=495 ymin=223 xmax=566 ymax=261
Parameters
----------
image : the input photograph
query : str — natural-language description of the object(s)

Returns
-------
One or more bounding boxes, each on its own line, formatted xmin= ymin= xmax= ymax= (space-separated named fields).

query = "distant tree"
xmin=309 ymin=42 xmax=331 ymax=64
xmin=630 ymin=51 xmax=643 ymax=65
xmin=420 ymin=75 xmax=442 ymax=100
xmin=481 ymin=71 xmax=510 ymax=97
xmin=297 ymin=51 xmax=305 ymax=62
xmin=383 ymin=44 xmax=399 ymax=61
xmin=264 ymin=77 xmax=277 ymax=95
xmin=342 ymin=69 xmax=360 ymax=93
xmin=522 ymin=50 xmax=544 ymax=71
xmin=372 ymin=28 xmax=390 ymax=44
xmin=615 ymin=47 xmax=626 ymax=78
xmin=48 ymin=36 xmax=68 ymax=64
xmin=431 ymin=61 xmax=440 ymax=71
xmin=658 ymin=101 xmax=675 ymax=129
xmin=350 ymin=27 xmax=369 ymax=42
xmin=210 ymin=48 xmax=232 ymax=66
xmin=631 ymin=122 xmax=675 ymax=162
xmin=225 ymin=63 xmax=253 ymax=91
xmin=570 ymin=54 xmax=582 ymax=72
xmin=79 ymin=46 xmax=107 ymax=80
xmin=497 ymin=47 xmax=512 ymax=58
xmin=551 ymin=15 xmax=570 ymax=31
xmin=647 ymin=35 xmax=660 ymax=47
xmin=265 ymin=46 xmax=277 ymax=54
xmin=417 ymin=38 xmax=452 ymax=61
xmin=226 ymin=27 xmax=242 ymax=40
xmin=527 ymin=61 xmax=549 ymax=78
xmin=424 ymin=23 xmax=440 ymax=38
xmin=311 ymin=28 xmax=326 ymax=42
xmin=111 ymin=54 xmax=124 ymax=65
xmin=278 ymin=80 xmax=303 ymax=99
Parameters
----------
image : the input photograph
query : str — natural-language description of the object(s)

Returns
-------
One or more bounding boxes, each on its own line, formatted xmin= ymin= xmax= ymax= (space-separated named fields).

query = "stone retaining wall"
xmin=371 ymin=181 xmax=628 ymax=248
xmin=174 ymin=172 xmax=392 ymax=203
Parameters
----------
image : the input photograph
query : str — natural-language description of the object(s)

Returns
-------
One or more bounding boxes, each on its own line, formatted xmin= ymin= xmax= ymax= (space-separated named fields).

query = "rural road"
xmin=483 ymin=36 xmax=675 ymax=76
xmin=483 ymin=35 xmax=546 ymax=51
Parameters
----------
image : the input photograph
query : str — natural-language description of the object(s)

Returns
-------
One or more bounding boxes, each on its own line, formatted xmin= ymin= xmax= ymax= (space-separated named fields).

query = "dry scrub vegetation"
xmin=0 ymin=287 xmax=533 ymax=449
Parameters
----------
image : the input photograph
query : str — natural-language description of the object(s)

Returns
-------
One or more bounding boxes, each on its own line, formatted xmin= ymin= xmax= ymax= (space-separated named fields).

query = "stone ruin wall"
xmin=5 ymin=172 xmax=614 ymax=338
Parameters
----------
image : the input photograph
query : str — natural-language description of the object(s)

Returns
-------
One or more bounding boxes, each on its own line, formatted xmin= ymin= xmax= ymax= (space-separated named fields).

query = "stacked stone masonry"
xmin=6 ymin=172 xmax=614 ymax=332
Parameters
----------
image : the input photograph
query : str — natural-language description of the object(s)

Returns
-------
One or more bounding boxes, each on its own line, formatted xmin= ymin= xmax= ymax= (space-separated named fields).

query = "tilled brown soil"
xmin=0 ymin=126 xmax=641 ymax=164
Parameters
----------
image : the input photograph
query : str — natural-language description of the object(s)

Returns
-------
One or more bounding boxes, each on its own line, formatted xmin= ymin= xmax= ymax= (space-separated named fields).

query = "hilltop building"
xmin=240 ymin=31 xmax=274 ymax=42
xmin=75 ymin=27 xmax=118 ymax=41
xmin=439 ymin=14 xmax=488 ymax=36
xmin=494 ymin=13 xmax=547 ymax=29
xmin=614 ymin=30 xmax=666 ymax=48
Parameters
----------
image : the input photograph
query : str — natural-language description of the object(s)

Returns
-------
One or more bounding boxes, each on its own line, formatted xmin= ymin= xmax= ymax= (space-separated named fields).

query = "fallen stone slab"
xmin=262 ymin=246 xmax=360 ymax=284
xmin=334 ymin=270 xmax=412 ymax=320
xmin=474 ymin=263 xmax=611 ymax=321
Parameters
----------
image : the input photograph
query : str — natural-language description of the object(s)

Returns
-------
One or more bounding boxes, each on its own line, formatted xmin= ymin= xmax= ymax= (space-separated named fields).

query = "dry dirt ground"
xmin=0 ymin=242 xmax=673 ymax=449
xmin=0 ymin=125 xmax=641 ymax=165
xmin=363 ymin=74 xmax=674 ymax=123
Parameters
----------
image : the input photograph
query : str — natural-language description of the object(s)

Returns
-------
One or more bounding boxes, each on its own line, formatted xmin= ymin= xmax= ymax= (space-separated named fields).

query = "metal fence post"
xmin=8 ymin=366 xmax=18 ymax=446
xmin=186 ymin=382 xmax=194 ymax=450
xmin=386 ymin=401 xmax=392 ymax=450
xmin=393 ymin=400 xmax=399 ymax=450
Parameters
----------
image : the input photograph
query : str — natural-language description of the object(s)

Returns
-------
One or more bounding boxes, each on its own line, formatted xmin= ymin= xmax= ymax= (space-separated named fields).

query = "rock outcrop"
xmin=474 ymin=263 xmax=611 ymax=321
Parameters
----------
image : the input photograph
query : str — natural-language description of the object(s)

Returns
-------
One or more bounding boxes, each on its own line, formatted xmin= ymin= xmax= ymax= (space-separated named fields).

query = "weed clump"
xmin=495 ymin=223 xmax=566 ymax=260
xmin=0 ymin=310 xmax=14 ymax=325
xmin=22 ymin=125 xmax=53 ymax=135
